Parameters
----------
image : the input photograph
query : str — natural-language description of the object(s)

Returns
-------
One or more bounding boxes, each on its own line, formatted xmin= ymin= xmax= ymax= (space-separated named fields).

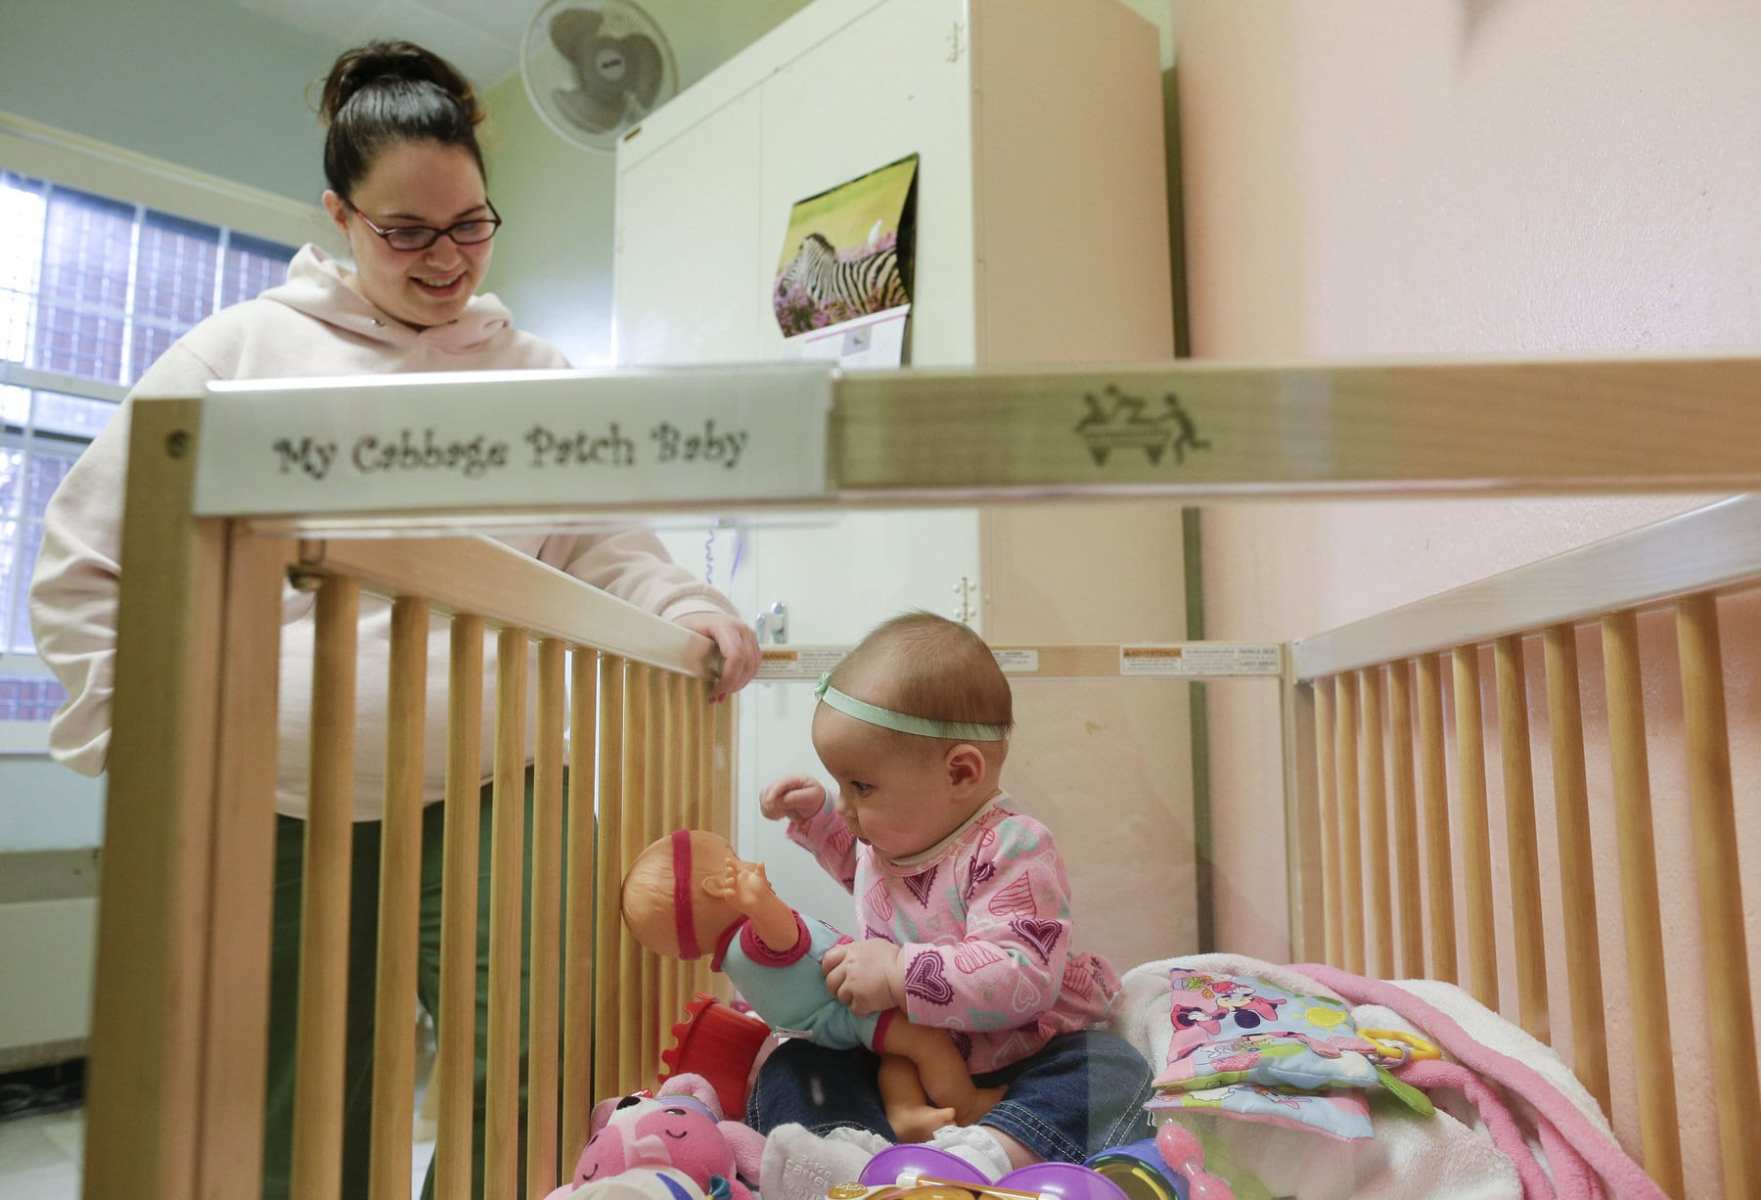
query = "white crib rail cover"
xmin=191 ymin=365 xmax=835 ymax=516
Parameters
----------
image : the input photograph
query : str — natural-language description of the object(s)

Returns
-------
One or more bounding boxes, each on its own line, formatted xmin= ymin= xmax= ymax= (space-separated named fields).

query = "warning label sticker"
xmin=992 ymin=650 xmax=1041 ymax=674
xmin=1119 ymin=643 xmax=1282 ymax=677
xmin=755 ymin=647 xmax=846 ymax=680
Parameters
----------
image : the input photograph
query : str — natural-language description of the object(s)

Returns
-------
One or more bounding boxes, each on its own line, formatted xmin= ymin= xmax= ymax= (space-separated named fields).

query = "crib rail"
xmin=1287 ymin=495 xmax=1761 ymax=1200
xmin=189 ymin=356 xmax=1761 ymax=540
xmin=86 ymin=399 xmax=735 ymax=1200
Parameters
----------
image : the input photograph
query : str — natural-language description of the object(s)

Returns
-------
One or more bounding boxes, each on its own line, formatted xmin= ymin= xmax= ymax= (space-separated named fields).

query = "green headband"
xmin=813 ymin=674 xmax=1009 ymax=742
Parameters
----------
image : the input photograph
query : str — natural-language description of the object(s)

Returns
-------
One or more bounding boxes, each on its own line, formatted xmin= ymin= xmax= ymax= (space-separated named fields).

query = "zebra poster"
xmin=773 ymin=154 xmax=917 ymax=361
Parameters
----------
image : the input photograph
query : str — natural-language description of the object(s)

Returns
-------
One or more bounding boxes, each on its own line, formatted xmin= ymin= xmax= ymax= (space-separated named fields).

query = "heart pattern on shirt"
xmin=995 ymin=1029 xmax=1034 ymax=1065
xmin=1011 ymin=916 xmax=1063 ymax=963
xmin=986 ymin=874 xmax=1037 ymax=917
xmin=904 ymin=951 xmax=956 ymax=1006
xmin=953 ymin=941 xmax=1004 ymax=974
xmin=865 ymin=926 xmax=895 ymax=944
xmin=1011 ymin=972 xmax=1042 ymax=1014
xmin=1061 ymin=956 xmax=1097 ymax=1000
xmin=829 ymin=825 xmax=855 ymax=855
xmin=902 ymin=866 xmax=938 ymax=907
xmin=963 ymin=857 xmax=997 ymax=902
xmin=866 ymin=880 xmax=894 ymax=923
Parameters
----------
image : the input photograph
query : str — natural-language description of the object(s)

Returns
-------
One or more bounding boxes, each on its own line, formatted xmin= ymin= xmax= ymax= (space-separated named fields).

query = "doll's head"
xmin=811 ymin=612 xmax=1013 ymax=859
xmin=621 ymin=830 xmax=744 ymax=960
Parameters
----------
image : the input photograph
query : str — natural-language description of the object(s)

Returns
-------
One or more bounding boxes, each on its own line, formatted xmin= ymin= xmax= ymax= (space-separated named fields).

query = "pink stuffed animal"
xmin=542 ymin=1167 xmax=708 ymax=1200
xmin=550 ymin=1074 xmax=764 ymax=1200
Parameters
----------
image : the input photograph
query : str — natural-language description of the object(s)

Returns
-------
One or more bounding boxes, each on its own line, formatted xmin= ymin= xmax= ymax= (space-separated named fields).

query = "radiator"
xmin=0 ymin=850 xmax=98 ymax=1071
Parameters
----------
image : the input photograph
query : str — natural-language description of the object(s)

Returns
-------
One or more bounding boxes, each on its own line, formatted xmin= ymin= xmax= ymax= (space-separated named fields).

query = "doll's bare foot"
xmin=953 ymin=1083 xmax=1007 ymax=1127
xmin=888 ymin=1103 xmax=958 ymax=1143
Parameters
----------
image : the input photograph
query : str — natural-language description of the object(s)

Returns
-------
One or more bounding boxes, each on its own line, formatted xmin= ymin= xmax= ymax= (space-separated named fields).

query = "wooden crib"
xmin=85 ymin=357 xmax=1761 ymax=1200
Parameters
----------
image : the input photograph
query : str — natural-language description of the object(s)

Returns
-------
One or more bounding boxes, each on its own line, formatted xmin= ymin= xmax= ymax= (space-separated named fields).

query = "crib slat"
xmin=674 ymin=677 xmax=692 ymax=1046
xmin=1283 ymin=676 xmax=1324 ymax=963
xmin=563 ymin=648 xmax=600 ymax=1171
xmin=1415 ymin=655 xmax=1457 ymax=983
xmin=659 ymin=671 xmax=683 ymax=1059
xmin=1493 ymin=636 xmax=1548 ymax=1043
xmin=1540 ymin=625 xmax=1610 ymax=1114
xmin=642 ymin=665 xmax=665 ymax=1084
xmin=690 ymin=680 xmax=711 ymax=993
xmin=485 ymin=628 xmax=528 ymax=1200
xmin=1600 ymin=611 xmax=1685 ymax=1198
xmin=435 ymin=615 xmax=485 ymax=1200
xmin=1359 ymin=668 xmax=1394 ymax=977
xmin=711 ymin=696 xmax=737 ymax=1003
xmin=1387 ymin=661 xmax=1424 ymax=976
xmin=619 ymin=664 xmax=650 ymax=1093
xmin=1674 ymin=595 xmax=1761 ymax=1198
xmin=368 ymin=597 xmax=428 ymax=1200
xmin=527 ymin=638 xmax=567 ymax=1197
xmin=1450 ymin=646 xmax=1498 ymax=1010
xmin=686 ymin=677 xmax=710 ymax=1000
xmin=1334 ymin=673 xmax=1365 ymax=974
xmin=594 ymin=657 xmax=628 ymax=1101
xmin=1314 ymin=679 xmax=1341 ymax=965
xmin=290 ymin=576 xmax=359 ymax=1200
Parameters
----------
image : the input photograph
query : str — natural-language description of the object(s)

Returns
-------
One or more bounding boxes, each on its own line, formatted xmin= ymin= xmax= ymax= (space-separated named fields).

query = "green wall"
xmin=479 ymin=1 xmax=815 ymax=365
xmin=2 ymin=0 xmax=342 ymax=203
xmin=479 ymin=75 xmax=620 ymax=366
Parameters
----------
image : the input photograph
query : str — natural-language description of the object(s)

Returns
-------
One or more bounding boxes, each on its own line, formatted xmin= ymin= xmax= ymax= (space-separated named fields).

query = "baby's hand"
xmin=760 ymin=775 xmax=826 ymax=823
xmin=822 ymin=938 xmax=904 ymax=1015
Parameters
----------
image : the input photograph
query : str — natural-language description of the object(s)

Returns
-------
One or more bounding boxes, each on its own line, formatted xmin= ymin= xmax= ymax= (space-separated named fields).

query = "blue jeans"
xmin=748 ymin=1030 xmax=1155 ymax=1163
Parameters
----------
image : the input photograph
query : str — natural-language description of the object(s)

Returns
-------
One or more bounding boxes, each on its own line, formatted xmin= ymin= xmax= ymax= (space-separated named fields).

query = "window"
xmin=1 ymin=170 xmax=297 ymax=738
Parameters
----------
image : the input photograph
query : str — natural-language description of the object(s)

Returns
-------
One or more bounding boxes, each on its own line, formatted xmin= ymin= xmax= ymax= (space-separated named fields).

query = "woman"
xmin=27 ymin=39 xmax=759 ymax=1199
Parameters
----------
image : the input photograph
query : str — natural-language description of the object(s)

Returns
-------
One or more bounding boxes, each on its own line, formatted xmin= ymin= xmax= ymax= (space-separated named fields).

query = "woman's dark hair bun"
xmin=318 ymin=40 xmax=487 ymax=199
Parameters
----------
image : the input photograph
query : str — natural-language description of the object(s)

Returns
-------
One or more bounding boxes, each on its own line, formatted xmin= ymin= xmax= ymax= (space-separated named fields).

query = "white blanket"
xmin=1109 ymin=954 xmax=1606 ymax=1200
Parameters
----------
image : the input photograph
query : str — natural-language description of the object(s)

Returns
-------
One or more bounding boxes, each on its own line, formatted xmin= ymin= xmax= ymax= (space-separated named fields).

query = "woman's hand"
xmin=673 ymin=611 xmax=760 ymax=701
xmin=822 ymin=938 xmax=905 ymax=1015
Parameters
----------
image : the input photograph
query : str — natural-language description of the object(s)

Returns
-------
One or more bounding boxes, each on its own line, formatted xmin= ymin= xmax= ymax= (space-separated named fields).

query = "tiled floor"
xmin=0 ymin=1108 xmax=82 ymax=1200
xmin=0 ymin=1108 xmax=437 ymax=1199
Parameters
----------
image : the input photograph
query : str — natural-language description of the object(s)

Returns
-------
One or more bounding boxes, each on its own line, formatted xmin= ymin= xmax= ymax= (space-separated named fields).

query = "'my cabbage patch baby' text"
xmin=269 ymin=420 xmax=750 ymax=482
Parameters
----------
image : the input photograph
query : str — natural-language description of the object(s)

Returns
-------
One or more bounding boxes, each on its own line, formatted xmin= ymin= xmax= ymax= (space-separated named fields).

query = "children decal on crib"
xmin=745 ymin=613 xmax=1154 ymax=1180
xmin=620 ymin=828 xmax=1004 ymax=1139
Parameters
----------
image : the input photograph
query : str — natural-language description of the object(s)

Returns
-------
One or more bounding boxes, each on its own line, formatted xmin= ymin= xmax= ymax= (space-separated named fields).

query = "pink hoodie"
xmin=29 ymin=245 xmax=735 ymax=819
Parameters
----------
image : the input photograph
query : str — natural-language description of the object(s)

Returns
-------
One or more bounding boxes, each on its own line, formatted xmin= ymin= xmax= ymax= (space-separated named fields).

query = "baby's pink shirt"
xmin=788 ymin=794 xmax=1122 ymax=1073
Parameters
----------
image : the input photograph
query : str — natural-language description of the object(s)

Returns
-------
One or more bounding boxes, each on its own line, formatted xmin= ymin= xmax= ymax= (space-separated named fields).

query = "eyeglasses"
xmin=349 ymin=200 xmax=502 ymax=251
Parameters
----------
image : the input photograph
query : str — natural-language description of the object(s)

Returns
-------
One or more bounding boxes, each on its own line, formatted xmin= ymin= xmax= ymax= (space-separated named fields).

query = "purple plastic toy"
xmin=858 ymin=1144 xmax=1139 ymax=1200
xmin=859 ymin=1145 xmax=989 ymax=1188
xmin=998 ymin=1162 xmax=1131 ymax=1200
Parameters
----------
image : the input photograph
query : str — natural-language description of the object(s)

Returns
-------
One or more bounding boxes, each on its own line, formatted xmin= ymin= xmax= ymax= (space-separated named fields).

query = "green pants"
xmin=261 ymin=777 xmax=537 ymax=1200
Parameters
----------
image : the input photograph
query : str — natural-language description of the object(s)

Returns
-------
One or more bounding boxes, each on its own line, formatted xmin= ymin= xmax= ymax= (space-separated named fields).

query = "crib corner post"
xmin=1280 ymin=647 xmax=1322 ymax=964
xmin=86 ymin=396 xmax=277 ymax=1200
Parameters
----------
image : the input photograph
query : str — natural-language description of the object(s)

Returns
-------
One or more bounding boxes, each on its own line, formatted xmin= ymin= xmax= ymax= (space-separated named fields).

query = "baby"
xmin=620 ymin=829 xmax=1003 ymax=1139
xmin=753 ymin=613 xmax=1151 ymax=1177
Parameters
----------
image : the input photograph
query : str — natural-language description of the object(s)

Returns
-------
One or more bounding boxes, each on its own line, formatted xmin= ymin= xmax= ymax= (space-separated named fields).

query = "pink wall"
xmin=1175 ymin=3 xmax=1761 ymax=1193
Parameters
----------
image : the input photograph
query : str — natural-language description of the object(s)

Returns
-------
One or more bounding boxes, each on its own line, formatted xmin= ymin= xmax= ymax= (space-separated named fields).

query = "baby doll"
xmin=621 ymin=828 xmax=1003 ymax=1141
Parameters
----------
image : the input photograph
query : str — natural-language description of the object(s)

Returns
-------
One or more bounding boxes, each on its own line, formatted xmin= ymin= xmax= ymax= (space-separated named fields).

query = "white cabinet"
xmin=615 ymin=89 xmax=765 ymax=365
xmin=614 ymin=0 xmax=1193 ymax=962
xmin=615 ymin=0 xmax=1171 ymax=369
